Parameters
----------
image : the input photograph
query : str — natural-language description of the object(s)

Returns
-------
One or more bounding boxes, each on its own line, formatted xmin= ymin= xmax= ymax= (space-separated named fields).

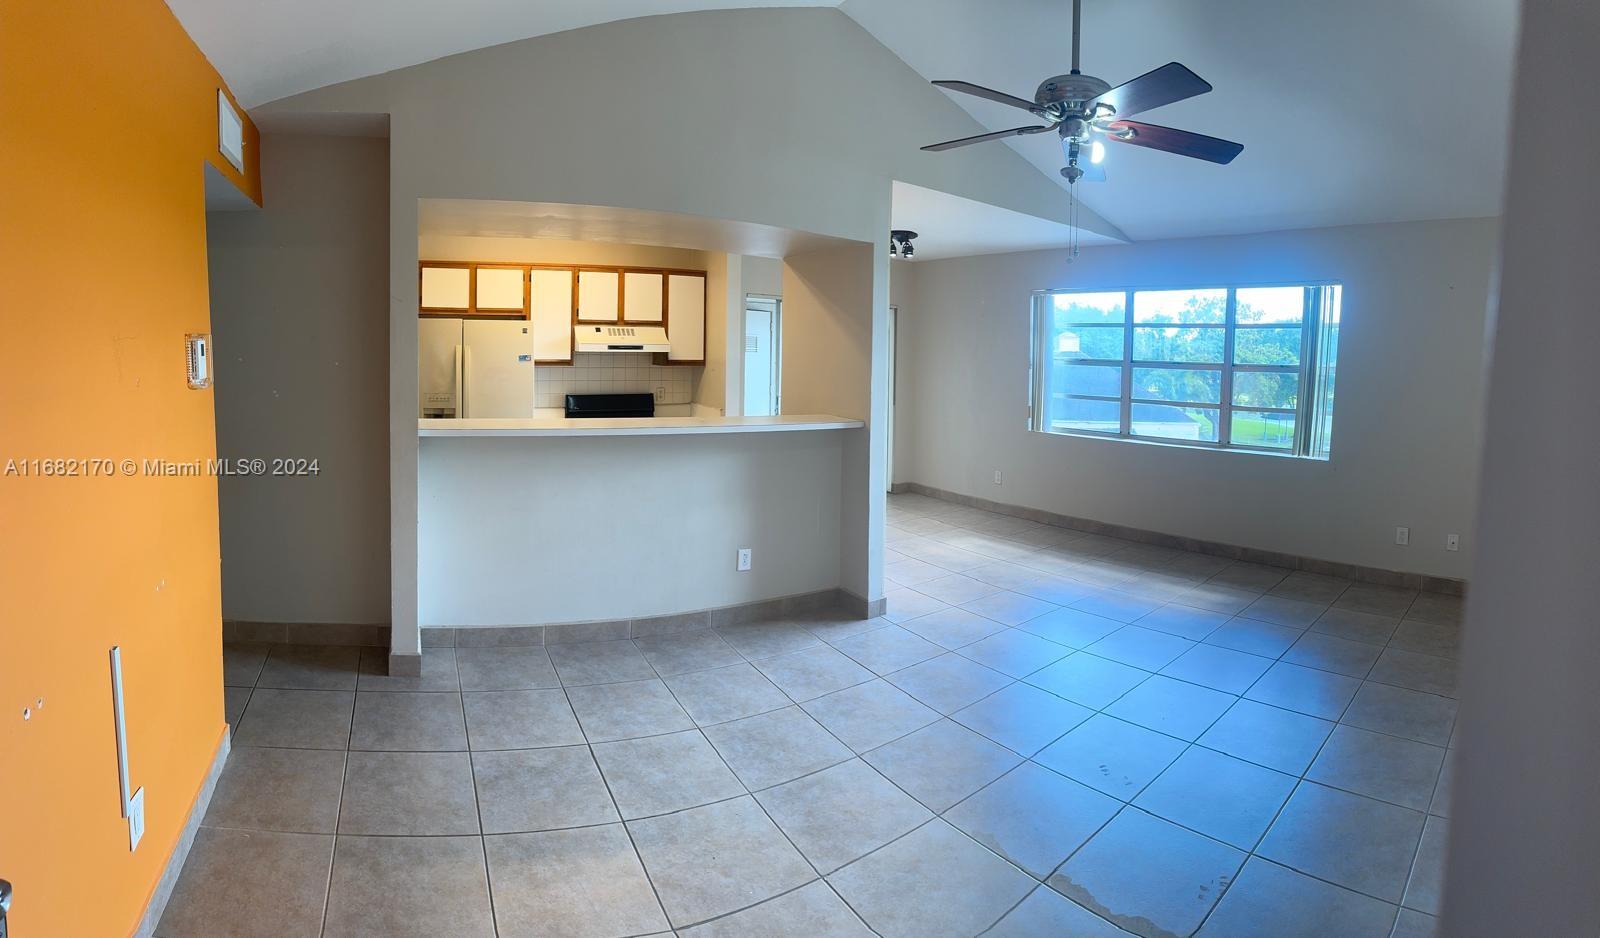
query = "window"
xmin=1031 ymin=283 xmax=1341 ymax=457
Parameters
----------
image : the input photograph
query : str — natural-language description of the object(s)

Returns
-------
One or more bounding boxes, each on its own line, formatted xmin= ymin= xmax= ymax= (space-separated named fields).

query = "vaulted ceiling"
xmin=170 ymin=0 xmax=1517 ymax=243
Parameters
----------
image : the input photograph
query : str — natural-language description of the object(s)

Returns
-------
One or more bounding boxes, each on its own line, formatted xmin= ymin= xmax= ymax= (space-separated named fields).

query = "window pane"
xmin=1046 ymin=396 xmax=1121 ymax=433
xmin=1131 ymin=404 xmax=1219 ymax=442
xmin=1232 ymin=371 xmax=1300 ymax=409
xmin=1231 ymin=411 xmax=1297 ymax=449
xmin=1055 ymin=325 xmax=1124 ymax=361
xmin=1236 ymin=287 xmax=1306 ymax=323
xmin=1134 ymin=289 xmax=1226 ymax=324
xmin=1131 ymin=367 xmax=1221 ymax=404
xmin=1310 ymin=285 xmax=1342 ymax=458
xmin=1134 ymin=326 xmax=1225 ymax=363
xmin=1053 ymin=291 xmax=1126 ymax=324
xmin=1059 ymin=363 xmax=1122 ymax=398
xmin=1234 ymin=326 xmax=1302 ymax=365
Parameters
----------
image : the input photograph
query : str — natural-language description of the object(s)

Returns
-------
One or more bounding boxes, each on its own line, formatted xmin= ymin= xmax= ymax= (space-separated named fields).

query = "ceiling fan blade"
xmin=932 ymin=80 xmax=1043 ymax=114
xmin=1107 ymin=120 xmax=1243 ymax=164
xmin=1091 ymin=62 xmax=1212 ymax=119
xmin=921 ymin=124 xmax=1053 ymax=152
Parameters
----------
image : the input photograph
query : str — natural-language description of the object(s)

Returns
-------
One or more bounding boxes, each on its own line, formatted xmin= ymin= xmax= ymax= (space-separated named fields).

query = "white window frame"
xmin=1028 ymin=281 xmax=1341 ymax=458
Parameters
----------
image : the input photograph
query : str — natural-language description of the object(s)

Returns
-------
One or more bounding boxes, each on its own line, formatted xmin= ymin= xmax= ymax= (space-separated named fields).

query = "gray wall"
xmin=207 ymin=132 xmax=391 ymax=624
xmin=894 ymin=218 xmax=1497 ymax=580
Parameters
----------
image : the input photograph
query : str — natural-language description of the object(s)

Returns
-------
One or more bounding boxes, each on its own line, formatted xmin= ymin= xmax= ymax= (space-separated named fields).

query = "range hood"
xmin=574 ymin=324 xmax=670 ymax=353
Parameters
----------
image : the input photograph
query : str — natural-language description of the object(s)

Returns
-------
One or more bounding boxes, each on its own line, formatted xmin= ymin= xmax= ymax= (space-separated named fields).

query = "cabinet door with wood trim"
xmin=576 ymin=269 xmax=621 ymax=322
xmin=420 ymin=263 xmax=471 ymax=313
xmin=662 ymin=272 xmax=707 ymax=364
xmin=622 ymin=271 xmax=664 ymax=323
xmin=530 ymin=268 xmax=574 ymax=363
xmin=475 ymin=265 xmax=527 ymax=316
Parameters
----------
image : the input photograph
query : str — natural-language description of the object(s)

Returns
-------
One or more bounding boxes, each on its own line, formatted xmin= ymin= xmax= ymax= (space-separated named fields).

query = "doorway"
xmin=886 ymin=305 xmax=897 ymax=491
xmin=743 ymin=296 xmax=781 ymax=416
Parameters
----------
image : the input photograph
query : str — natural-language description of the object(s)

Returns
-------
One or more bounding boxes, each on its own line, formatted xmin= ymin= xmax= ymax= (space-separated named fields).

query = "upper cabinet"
xmin=530 ymin=267 xmax=574 ymax=364
xmin=576 ymin=269 xmax=621 ymax=322
xmin=475 ymin=265 xmax=526 ymax=315
xmin=420 ymin=263 xmax=471 ymax=312
xmin=661 ymin=272 xmax=707 ymax=365
xmin=622 ymin=271 xmax=665 ymax=324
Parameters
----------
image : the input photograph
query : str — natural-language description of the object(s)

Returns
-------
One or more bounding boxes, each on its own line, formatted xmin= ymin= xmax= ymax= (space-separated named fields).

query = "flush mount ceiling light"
xmin=889 ymin=229 xmax=918 ymax=258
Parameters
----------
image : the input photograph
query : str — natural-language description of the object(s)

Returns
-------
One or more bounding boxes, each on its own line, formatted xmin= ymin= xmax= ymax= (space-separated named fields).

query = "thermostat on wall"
xmin=186 ymin=333 xmax=211 ymax=389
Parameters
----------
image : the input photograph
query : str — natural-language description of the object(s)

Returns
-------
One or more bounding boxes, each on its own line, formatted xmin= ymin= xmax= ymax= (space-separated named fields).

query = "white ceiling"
xmin=890 ymin=182 xmax=1120 ymax=260
xmin=172 ymin=0 xmax=1518 ymax=246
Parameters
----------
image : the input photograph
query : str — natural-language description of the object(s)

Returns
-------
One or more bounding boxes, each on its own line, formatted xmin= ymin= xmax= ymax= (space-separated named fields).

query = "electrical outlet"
xmin=1395 ymin=526 xmax=1410 ymax=546
xmin=993 ymin=470 xmax=1003 ymax=485
xmin=128 ymin=786 xmax=146 ymax=851
xmin=653 ymin=387 xmax=665 ymax=403
xmin=736 ymin=548 xmax=752 ymax=572
xmin=1446 ymin=533 xmax=1460 ymax=552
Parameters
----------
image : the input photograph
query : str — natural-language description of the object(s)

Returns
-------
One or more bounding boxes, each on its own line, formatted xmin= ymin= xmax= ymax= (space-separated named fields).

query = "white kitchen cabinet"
xmin=662 ymin=272 xmax=706 ymax=364
xmin=530 ymin=268 xmax=574 ymax=363
xmin=475 ymin=266 xmax=526 ymax=314
xmin=420 ymin=264 xmax=471 ymax=311
xmin=622 ymin=271 xmax=665 ymax=323
xmin=576 ymin=269 xmax=621 ymax=322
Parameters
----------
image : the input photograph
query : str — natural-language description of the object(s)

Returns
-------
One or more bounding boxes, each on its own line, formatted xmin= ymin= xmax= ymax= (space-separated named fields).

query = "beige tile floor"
xmin=172 ymin=493 xmax=1459 ymax=937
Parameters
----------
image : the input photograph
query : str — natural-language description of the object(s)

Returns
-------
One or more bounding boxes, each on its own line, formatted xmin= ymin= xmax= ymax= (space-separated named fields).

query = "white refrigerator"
xmin=418 ymin=318 xmax=535 ymax=418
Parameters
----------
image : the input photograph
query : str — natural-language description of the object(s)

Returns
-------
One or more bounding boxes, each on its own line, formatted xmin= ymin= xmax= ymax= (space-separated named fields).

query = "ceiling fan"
xmin=921 ymin=0 xmax=1243 ymax=185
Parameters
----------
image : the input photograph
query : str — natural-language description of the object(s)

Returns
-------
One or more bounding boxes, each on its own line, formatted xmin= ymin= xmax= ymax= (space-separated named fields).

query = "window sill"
xmin=1031 ymin=426 xmax=1328 ymax=461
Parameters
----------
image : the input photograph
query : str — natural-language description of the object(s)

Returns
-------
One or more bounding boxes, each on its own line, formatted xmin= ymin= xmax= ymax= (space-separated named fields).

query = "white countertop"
xmin=418 ymin=414 xmax=864 ymax=437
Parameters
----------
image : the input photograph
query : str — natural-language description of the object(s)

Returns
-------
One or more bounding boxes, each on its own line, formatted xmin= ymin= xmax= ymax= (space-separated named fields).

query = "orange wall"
xmin=0 ymin=1 xmax=260 ymax=935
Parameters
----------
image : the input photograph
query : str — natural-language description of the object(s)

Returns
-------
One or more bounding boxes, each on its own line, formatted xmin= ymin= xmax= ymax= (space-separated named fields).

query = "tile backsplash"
xmin=536 ymin=352 xmax=697 ymax=409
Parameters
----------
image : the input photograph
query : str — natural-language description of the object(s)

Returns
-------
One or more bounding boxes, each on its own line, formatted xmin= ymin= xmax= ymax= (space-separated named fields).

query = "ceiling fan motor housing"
xmin=1035 ymin=73 xmax=1112 ymax=110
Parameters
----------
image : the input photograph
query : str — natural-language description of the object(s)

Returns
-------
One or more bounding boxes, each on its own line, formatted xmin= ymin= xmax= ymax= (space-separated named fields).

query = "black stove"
xmin=564 ymin=393 xmax=656 ymax=419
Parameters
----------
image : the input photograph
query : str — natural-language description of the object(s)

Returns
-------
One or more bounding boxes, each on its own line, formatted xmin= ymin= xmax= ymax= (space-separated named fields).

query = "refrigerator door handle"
xmin=455 ymin=344 xmax=465 ymax=419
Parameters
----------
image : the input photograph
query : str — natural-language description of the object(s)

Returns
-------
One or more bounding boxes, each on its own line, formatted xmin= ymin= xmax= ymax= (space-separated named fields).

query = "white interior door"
xmin=742 ymin=297 xmax=780 ymax=416
xmin=462 ymin=320 xmax=535 ymax=418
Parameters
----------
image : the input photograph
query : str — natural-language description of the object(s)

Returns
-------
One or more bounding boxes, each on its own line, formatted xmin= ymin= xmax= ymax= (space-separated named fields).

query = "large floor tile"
xmin=1203 ymin=618 xmax=1303 ymax=657
xmin=357 ymin=647 xmax=460 ymax=692
xmin=664 ymin=662 xmax=791 ymax=725
xmin=455 ymin=646 xmax=560 ymax=691
xmin=463 ymin=688 xmax=584 ymax=750
xmin=1018 ymin=606 xmax=1123 ymax=647
xmin=1035 ymin=714 xmax=1186 ymax=800
xmin=1198 ymin=856 xmax=1398 ymax=937
xmin=1369 ymin=648 xmax=1459 ymax=698
xmin=1160 ymin=643 xmax=1273 ymax=694
xmin=593 ymin=728 xmax=744 ymax=819
xmin=1241 ymin=594 xmax=1326 ymax=628
xmin=485 ymin=825 xmax=670 ymax=938
xmin=323 ymin=835 xmax=495 ymax=937
xmin=1206 ymin=561 xmax=1290 ymax=593
xmin=1271 ymin=571 xmax=1352 ymax=605
xmin=223 ymin=684 xmax=252 ymax=728
xmin=472 ymin=745 xmax=619 ymax=834
xmin=627 ymin=796 xmax=814 ymax=928
xmin=884 ymin=653 xmax=1011 ymax=714
xmin=1403 ymin=815 xmax=1448 ymax=915
xmin=565 ymin=678 xmax=694 ymax=742
xmin=957 ymin=628 xmax=1072 ymax=677
xmin=203 ymin=746 xmax=345 ymax=833
xmin=1312 ymin=607 xmax=1401 ymax=645
xmin=338 ymin=750 xmax=480 ymax=835
xmin=1198 ymin=699 xmax=1333 ymax=775
xmin=915 ymin=572 xmax=1002 ymax=605
xmin=1308 ymin=725 xmax=1445 ymax=811
xmin=547 ymin=639 xmax=657 ymax=685
xmin=1104 ymin=674 xmax=1236 ymax=741
xmin=703 ymin=705 xmax=853 ymax=790
xmin=1085 ymin=625 xmax=1195 ymax=671
xmin=156 ymin=827 xmax=333 ymax=938
xmin=1257 ymin=781 xmax=1426 ymax=903
xmin=951 ymin=680 xmax=1093 ymax=756
xmin=257 ymin=644 xmax=361 ymax=691
xmin=233 ymin=688 xmax=354 ymax=750
xmin=1389 ymin=620 xmax=1462 ymax=659
xmin=1136 ymin=604 xmax=1231 ymax=641
xmin=1049 ymin=807 xmax=1245 ymax=938
xmin=756 ymin=758 xmax=932 ymax=873
xmin=633 ymin=629 xmax=744 ymax=675
xmin=862 ymin=719 xmax=1020 ymax=812
xmin=985 ymin=886 xmax=1126 ymax=937
xmin=960 ymin=589 xmax=1058 ymax=626
xmin=1283 ymin=631 xmax=1383 ymax=678
xmin=831 ymin=624 xmax=945 ymax=673
xmin=752 ymin=644 xmax=874 ymax=701
xmin=882 ymin=586 xmax=949 ymax=623
xmin=716 ymin=621 xmax=822 ymax=659
xmin=1335 ymin=583 xmax=1418 ymax=619
xmin=1341 ymin=682 xmax=1457 ymax=746
xmin=222 ymin=641 xmax=270 ymax=687
xmin=1175 ymin=581 xmax=1260 ymax=616
xmin=678 ymin=880 xmax=871 ymax=937
xmin=828 ymin=819 xmax=1035 ymax=938
xmin=1245 ymin=661 xmax=1361 ymax=720
xmin=350 ymin=690 xmax=467 ymax=751
xmin=897 ymin=607 xmax=1006 ymax=650
xmin=1073 ymin=589 xmax=1163 ymax=623
xmin=1133 ymin=746 xmax=1296 ymax=850
xmin=1392 ymin=908 xmax=1440 ymax=938
xmin=1025 ymin=652 xmax=1150 ymax=709
xmin=801 ymin=679 xmax=940 ymax=752
xmin=945 ymin=761 xmax=1119 ymax=878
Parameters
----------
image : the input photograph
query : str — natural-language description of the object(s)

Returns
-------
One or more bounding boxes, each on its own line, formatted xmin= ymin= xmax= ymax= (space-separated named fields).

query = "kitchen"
xmin=410 ymin=200 xmax=882 ymax=648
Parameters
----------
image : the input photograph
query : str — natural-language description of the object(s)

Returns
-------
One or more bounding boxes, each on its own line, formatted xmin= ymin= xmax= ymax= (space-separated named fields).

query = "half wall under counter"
xmin=418 ymin=414 xmax=864 ymax=437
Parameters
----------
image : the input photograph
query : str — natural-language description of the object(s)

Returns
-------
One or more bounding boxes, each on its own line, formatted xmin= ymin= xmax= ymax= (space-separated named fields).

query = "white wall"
xmin=1444 ymin=1 xmax=1600 ymax=931
xmin=206 ymin=133 xmax=391 ymax=624
xmin=418 ymin=431 xmax=845 ymax=625
xmin=896 ymin=218 xmax=1496 ymax=579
